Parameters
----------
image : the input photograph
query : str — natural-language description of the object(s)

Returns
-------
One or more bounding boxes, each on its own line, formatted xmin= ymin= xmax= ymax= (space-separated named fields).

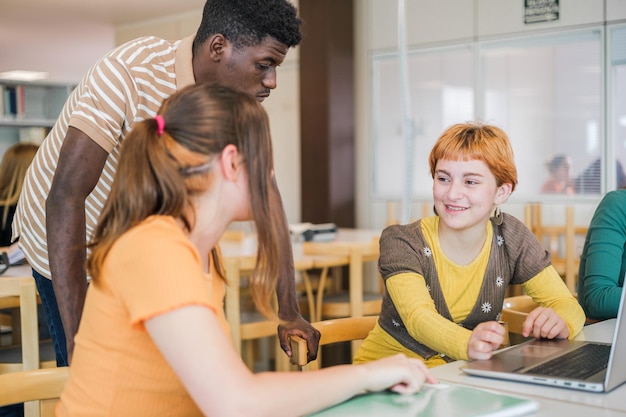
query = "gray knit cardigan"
xmin=377 ymin=213 xmax=551 ymax=361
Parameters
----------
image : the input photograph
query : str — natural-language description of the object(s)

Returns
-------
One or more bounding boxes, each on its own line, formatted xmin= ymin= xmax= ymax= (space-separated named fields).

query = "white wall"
xmin=607 ymin=0 xmax=626 ymax=20
xmin=115 ymin=11 xmax=202 ymax=43
xmin=366 ymin=0 xmax=605 ymax=51
xmin=0 ymin=16 xmax=115 ymax=84
xmin=477 ymin=0 xmax=603 ymax=37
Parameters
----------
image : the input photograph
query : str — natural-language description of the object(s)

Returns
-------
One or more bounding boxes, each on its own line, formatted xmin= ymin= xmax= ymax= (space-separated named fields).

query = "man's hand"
xmin=278 ymin=315 xmax=321 ymax=363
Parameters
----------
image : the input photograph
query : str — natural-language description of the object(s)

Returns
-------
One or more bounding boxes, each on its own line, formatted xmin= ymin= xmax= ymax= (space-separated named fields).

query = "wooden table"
xmin=0 ymin=264 xmax=36 ymax=310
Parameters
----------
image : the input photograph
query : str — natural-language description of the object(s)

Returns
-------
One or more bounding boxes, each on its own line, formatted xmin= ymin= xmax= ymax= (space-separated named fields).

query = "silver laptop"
xmin=461 ymin=285 xmax=626 ymax=393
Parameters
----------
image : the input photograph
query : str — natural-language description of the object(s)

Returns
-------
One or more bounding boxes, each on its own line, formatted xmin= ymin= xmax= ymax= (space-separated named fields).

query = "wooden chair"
xmin=297 ymin=255 xmax=351 ymax=322
xmin=304 ymin=236 xmax=382 ymax=323
xmin=0 ymin=276 xmax=55 ymax=374
xmin=386 ymin=200 xmax=432 ymax=226
xmin=222 ymin=255 xmax=286 ymax=371
xmin=524 ymin=204 xmax=587 ymax=294
xmin=0 ymin=366 xmax=69 ymax=417
xmin=218 ymin=229 xmax=289 ymax=372
xmin=501 ymin=295 xmax=538 ymax=335
xmin=289 ymin=315 xmax=378 ymax=371
xmin=220 ymin=229 xmax=245 ymax=242
xmin=314 ymin=247 xmax=382 ymax=321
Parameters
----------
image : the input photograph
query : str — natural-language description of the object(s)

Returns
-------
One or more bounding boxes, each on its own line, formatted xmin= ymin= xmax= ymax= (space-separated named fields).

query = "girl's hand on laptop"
xmin=523 ymin=307 xmax=569 ymax=340
xmin=468 ymin=321 xmax=506 ymax=360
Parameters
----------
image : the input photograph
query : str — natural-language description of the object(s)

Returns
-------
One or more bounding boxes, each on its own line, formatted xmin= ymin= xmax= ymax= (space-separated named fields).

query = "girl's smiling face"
xmin=433 ymin=158 xmax=512 ymax=232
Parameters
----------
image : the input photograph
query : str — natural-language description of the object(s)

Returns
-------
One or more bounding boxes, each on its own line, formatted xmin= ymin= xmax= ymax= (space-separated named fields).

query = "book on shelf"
xmin=2 ymin=84 xmax=26 ymax=118
xmin=4 ymin=85 xmax=16 ymax=117
xmin=15 ymin=85 xmax=25 ymax=118
xmin=2 ymin=85 xmax=26 ymax=118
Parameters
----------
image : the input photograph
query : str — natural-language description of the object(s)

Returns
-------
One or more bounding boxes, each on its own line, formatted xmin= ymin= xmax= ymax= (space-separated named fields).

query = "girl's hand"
xmin=523 ymin=306 xmax=569 ymax=339
xmin=362 ymin=354 xmax=438 ymax=395
xmin=467 ymin=321 xmax=506 ymax=360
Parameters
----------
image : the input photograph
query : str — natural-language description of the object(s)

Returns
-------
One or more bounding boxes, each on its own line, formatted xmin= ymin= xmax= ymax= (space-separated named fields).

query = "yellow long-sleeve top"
xmin=354 ymin=215 xmax=585 ymax=367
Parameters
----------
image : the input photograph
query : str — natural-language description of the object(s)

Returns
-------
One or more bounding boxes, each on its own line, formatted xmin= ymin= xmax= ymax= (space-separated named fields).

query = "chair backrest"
xmin=523 ymin=204 xmax=586 ymax=294
xmin=0 ymin=367 xmax=69 ymax=417
xmin=386 ymin=200 xmax=432 ymax=226
xmin=0 ymin=276 xmax=39 ymax=373
xmin=219 ymin=229 xmax=245 ymax=242
xmin=290 ymin=315 xmax=378 ymax=371
xmin=501 ymin=295 xmax=538 ymax=335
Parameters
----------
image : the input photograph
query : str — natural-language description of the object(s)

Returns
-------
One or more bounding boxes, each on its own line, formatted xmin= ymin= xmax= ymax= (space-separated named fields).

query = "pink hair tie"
xmin=155 ymin=115 xmax=165 ymax=136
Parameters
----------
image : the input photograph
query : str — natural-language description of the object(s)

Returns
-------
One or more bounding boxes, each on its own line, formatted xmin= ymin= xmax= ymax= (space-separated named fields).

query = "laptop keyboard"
xmin=523 ymin=343 xmax=611 ymax=380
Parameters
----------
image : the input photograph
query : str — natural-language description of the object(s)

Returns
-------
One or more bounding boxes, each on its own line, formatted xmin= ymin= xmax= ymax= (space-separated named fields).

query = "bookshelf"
xmin=0 ymin=81 xmax=74 ymax=156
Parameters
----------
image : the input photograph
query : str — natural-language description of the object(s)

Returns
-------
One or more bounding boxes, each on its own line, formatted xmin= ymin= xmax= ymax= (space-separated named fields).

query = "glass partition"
xmin=609 ymin=24 xmax=626 ymax=192
xmin=372 ymin=28 xmax=607 ymax=201
xmin=371 ymin=45 xmax=473 ymax=199
xmin=480 ymin=30 xmax=603 ymax=199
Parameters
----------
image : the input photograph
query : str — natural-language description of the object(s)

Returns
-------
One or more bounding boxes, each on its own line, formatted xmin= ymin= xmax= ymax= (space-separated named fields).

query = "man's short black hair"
xmin=193 ymin=0 xmax=302 ymax=53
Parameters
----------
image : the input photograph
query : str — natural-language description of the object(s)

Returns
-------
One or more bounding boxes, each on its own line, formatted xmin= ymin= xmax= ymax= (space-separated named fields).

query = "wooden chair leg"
xmin=242 ymin=340 xmax=255 ymax=371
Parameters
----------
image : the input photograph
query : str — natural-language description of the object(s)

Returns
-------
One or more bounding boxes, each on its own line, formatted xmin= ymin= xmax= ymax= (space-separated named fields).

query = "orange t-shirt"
xmin=57 ymin=216 xmax=229 ymax=417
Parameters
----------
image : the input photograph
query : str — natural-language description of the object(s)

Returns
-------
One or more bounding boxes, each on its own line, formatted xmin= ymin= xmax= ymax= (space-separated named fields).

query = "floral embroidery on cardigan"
xmin=377 ymin=213 xmax=551 ymax=361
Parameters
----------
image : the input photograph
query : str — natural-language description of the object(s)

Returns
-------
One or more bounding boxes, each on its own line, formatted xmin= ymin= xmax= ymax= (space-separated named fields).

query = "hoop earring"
xmin=493 ymin=206 xmax=503 ymax=226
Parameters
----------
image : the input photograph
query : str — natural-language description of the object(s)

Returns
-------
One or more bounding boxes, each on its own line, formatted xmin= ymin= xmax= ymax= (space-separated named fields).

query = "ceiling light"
xmin=0 ymin=70 xmax=49 ymax=82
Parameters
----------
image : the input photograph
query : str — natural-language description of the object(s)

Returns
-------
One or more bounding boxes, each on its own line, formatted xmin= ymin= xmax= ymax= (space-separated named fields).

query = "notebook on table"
xmin=461 ymin=285 xmax=626 ymax=393
xmin=308 ymin=383 xmax=538 ymax=417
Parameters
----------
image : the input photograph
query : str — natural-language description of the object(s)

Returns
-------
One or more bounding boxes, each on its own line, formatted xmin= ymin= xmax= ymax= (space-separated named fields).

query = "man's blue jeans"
xmin=32 ymin=269 xmax=68 ymax=367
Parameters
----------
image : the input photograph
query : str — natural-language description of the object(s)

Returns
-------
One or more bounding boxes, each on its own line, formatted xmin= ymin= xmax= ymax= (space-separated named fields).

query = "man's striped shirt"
xmin=14 ymin=35 xmax=196 ymax=278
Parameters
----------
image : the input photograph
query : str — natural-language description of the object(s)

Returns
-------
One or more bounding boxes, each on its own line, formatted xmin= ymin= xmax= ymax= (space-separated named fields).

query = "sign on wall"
xmin=524 ymin=0 xmax=559 ymax=24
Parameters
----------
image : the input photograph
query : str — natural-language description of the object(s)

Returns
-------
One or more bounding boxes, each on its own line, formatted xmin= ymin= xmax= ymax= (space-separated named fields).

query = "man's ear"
xmin=207 ymin=34 xmax=228 ymax=62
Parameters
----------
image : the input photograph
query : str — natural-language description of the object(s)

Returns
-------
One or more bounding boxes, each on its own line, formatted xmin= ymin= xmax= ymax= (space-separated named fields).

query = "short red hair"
xmin=428 ymin=122 xmax=518 ymax=192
